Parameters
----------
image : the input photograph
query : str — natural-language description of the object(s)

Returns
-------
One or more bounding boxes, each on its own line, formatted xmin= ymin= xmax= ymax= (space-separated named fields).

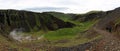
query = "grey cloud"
xmin=24 ymin=7 xmax=68 ymax=12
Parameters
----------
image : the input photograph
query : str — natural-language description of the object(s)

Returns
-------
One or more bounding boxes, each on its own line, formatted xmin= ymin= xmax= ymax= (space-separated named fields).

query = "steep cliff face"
xmin=0 ymin=10 xmax=75 ymax=36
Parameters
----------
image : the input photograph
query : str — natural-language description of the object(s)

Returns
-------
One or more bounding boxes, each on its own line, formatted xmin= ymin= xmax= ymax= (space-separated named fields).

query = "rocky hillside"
xmin=0 ymin=10 xmax=75 ymax=37
xmin=95 ymin=7 xmax=120 ymax=37
xmin=44 ymin=7 xmax=120 ymax=51
xmin=73 ymin=11 xmax=106 ymax=22
xmin=43 ymin=12 xmax=76 ymax=21
xmin=84 ymin=7 xmax=120 ymax=51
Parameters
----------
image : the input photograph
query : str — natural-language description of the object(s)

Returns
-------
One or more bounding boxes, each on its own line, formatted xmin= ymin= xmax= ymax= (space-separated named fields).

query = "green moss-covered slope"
xmin=43 ymin=12 xmax=76 ymax=21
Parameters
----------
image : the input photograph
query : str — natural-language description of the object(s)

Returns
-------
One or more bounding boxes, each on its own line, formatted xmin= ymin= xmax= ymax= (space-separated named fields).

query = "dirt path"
xmin=93 ymin=27 xmax=120 ymax=51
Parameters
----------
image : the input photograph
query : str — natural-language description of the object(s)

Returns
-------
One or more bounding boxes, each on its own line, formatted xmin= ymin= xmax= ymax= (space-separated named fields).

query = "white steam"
xmin=9 ymin=29 xmax=44 ymax=42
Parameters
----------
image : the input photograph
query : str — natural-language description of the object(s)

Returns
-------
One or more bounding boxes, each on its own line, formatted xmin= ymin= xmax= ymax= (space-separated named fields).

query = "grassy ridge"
xmin=45 ymin=12 xmax=73 ymax=21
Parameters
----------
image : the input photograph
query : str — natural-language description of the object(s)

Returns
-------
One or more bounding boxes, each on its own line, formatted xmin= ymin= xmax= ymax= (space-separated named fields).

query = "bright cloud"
xmin=0 ymin=0 xmax=120 ymax=13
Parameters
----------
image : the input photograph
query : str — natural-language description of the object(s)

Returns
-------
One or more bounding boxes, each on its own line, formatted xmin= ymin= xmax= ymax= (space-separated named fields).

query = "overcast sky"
xmin=0 ymin=0 xmax=120 ymax=13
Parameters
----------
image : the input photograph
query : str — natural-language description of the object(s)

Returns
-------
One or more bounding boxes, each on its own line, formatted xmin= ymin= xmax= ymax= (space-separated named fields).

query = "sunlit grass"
xmin=43 ymin=21 xmax=97 ymax=41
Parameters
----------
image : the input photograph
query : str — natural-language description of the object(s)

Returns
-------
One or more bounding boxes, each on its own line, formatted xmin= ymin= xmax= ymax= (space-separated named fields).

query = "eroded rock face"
xmin=0 ymin=10 xmax=75 ymax=36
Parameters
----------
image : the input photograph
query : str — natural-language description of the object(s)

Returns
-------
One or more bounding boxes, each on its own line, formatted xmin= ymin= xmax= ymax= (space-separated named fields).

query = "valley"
xmin=0 ymin=7 xmax=120 ymax=51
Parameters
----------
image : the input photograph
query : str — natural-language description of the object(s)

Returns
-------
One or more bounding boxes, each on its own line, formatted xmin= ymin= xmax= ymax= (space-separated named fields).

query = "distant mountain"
xmin=43 ymin=12 xmax=76 ymax=21
xmin=44 ymin=11 xmax=105 ymax=22
xmin=73 ymin=11 xmax=106 ymax=22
